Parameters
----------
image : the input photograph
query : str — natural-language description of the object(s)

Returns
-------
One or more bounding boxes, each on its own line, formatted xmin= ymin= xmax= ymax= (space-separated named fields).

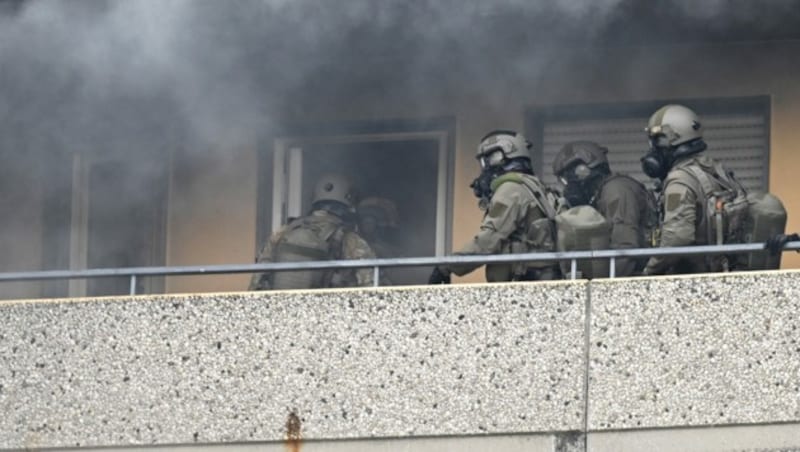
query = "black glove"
xmin=428 ymin=267 xmax=451 ymax=285
xmin=765 ymin=233 xmax=800 ymax=256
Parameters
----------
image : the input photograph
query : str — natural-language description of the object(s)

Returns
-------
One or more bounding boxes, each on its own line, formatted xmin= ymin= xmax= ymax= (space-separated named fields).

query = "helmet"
xmin=476 ymin=130 xmax=532 ymax=169
xmin=646 ymin=104 xmax=703 ymax=148
xmin=358 ymin=197 xmax=399 ymax=228
xmin=312 ymin=173 xmax=356 ymax=209
xmin=552 ymin=140 xmax=609 ymax=177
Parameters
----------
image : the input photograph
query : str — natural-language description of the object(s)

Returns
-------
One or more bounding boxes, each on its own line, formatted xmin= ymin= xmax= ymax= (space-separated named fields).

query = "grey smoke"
xmin=0 ymin=0 xmax=798 ymax=294
xmin=2 ymin=0 xmax=797 ymax=151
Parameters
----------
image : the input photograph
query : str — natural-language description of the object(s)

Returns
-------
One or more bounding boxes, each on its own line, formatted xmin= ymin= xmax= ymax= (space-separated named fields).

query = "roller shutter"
xmin=531 ymin=100 xmax=769 ymax=193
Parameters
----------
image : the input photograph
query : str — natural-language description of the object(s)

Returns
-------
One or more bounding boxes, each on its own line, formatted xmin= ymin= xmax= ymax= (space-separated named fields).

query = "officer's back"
xmin=249 ymin=174 xmax=375 ymax=290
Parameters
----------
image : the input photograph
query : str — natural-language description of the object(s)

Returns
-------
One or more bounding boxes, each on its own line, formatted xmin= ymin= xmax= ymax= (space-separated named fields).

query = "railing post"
xmin=570 ymin=259 xmax=577 ymax=280
xmin=609 ymin=257 xmax=616 ymax=278
xmin=373 ymin=266 xmax=380 ymax=287
xmin=129 ymin=275 xmax=137 ymax=295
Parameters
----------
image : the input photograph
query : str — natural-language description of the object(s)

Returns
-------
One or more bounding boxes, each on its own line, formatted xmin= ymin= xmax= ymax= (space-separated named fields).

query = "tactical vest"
xmin=270 ymin=215 xmax=345 ymax=290
xmin=669 ymin=160 xmax=785 ymax=272
xmin=490 ymin=173 xmax=561 ymax=278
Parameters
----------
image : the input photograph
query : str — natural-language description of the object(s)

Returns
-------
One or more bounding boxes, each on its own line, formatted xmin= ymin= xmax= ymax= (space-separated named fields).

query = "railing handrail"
xmin=1 ymin=242 xmax=798 ymax=284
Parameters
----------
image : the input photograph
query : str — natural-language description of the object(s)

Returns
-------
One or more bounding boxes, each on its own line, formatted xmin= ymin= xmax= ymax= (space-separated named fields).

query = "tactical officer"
xmin=640 ymin=104 xmax=732 ymax=275
xmin=249 ymin=173 xmax=376 ymax=290
xmin=429 ymin=130 xmax=560 ymax=284
xmin=552 ymin=140 xmax=656 ymax=276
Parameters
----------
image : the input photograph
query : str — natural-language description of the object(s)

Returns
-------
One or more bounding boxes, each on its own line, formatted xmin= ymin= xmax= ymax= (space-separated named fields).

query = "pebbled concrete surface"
xmin=0 ymin=282 xmax=586 ymax=449
xmin=588 ymin=271 xmax=800 ymax=430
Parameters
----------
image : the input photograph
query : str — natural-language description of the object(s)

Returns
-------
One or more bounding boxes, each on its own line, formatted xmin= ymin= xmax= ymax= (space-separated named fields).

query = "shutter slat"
xmin=539 ymin=111 xmax=768 ymax=193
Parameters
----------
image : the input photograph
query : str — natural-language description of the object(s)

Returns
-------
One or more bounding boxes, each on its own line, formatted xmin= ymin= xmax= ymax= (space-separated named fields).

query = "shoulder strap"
xmin=492 ymin=173 xmax=558 ymax=220
xmin=520 ymin=176 xmax=557 ymax=220
xmin=676 ymin=165 xmax=716 ymax=198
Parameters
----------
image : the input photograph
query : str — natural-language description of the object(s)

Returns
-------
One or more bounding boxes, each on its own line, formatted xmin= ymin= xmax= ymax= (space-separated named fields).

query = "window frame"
xmin=256 ymin=116 xmax=456 ymax=258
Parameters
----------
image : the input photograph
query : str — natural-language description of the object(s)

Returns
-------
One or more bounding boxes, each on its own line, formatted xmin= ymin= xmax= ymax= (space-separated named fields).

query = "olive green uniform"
xmin=446 ymin=172 xmax=559 ymax=282
xmin=644 ymin=153 xmax=718 ymax=275
xmin=593 ymin=174 xmax=654 ymax=276
xmin=249 ymin=210 xmax=376 ymax=290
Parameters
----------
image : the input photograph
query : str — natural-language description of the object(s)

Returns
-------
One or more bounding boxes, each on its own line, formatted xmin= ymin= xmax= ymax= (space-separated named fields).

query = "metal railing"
xmin=0 ymin=242 xmax=798 ymax=295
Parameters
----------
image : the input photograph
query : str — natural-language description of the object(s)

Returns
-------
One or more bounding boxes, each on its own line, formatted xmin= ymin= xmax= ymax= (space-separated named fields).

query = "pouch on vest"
xmin=556 ymin=205 xmax=612 ymax=279
xmin=271 ymin=218 xmax=341 ymax=290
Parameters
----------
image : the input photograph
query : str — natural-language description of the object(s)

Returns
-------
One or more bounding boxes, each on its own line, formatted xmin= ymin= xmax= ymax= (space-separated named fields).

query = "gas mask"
xmin=470 ymin=147 xmax=508 ymax=209
xmin=470 ymin=168 xmax=499 ymax=210
xmin=641 ymin=149 xmax=670 ymax=180
xmin=641 ymin=135 xmax=707 ymax=180
xmin=640 ymin=134 xmax=672 ymax=180
xmin=558 ymin=163 xmax=599 ymax=207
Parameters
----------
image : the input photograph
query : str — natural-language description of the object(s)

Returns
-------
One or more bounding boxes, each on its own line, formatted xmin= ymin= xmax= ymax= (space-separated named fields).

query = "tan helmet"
xmin=312 ymin=173 xmax=355 ymax=209
xmin=552 ymin=140 xmax=609 ymax=176
xmin=646 ymin=104 xmax=703 ymax=147
xmin=358 ymin=197 xmax=399 ymax=228
xmin=476 ymin=130 xmax=532 ymax=168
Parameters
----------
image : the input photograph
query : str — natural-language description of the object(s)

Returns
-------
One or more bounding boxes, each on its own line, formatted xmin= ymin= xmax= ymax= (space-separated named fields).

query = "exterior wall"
xmin=2 ymin=271 xmax=800 ymax=451
xmin=164 ymin=145 xmax=259 ymax=294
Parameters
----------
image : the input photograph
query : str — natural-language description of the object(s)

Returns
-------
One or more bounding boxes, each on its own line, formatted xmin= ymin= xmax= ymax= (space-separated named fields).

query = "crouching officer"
xmin=249 ymin=173 xmax=376 ymax=290
xmin=552 ymin=140 xmax=656 ymax=276
xmin=429 ymin=130 xmax=560 ymax=284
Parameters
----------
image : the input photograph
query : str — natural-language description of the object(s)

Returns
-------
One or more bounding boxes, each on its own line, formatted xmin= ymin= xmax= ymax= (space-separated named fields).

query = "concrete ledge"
xmin=588 ymin=422 xmax=800 ymax=452
xmin=589 ymin=271 xmax=800 ymax=430
xmin=0 ymin=282 xmax=586 ymax=449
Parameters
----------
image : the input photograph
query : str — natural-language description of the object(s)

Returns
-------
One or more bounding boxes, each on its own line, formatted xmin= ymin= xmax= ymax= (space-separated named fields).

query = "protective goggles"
xmin=478 ymin=147 xmax=506 ymax=169
xmin=648 ymin=133 xmax=671 ymax=150
xmin=557 ymin=163 xmax=592 ymax=186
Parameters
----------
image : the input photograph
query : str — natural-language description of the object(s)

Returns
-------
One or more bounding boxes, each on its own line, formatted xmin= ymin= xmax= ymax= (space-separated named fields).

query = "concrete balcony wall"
xmin=1 ymin=271 xmax=799 ymax=451
xmin=0 ymin=282 xmax=587 ymax=450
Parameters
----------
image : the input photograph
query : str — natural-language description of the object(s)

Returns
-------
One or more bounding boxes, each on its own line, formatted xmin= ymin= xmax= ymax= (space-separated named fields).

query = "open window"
xmin=259 ymin=119 xmax=454 ymax=285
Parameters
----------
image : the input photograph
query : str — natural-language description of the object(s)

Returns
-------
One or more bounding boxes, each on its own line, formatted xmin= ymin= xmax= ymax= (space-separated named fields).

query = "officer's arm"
xmin=342 ymin=232 xmax=377 ymax=287
xmin=644 ymin=181 xmax=697 ymax=275
xmin=249 ymin=230 xmax=283 ymax=290
xmin=599 ymin=183 xmax=642 ymax=276
xmin=448 ymin=185 xmax=524 ymax=276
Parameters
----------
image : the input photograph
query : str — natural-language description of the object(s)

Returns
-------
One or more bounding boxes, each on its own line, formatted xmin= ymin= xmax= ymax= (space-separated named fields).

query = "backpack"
xmin=270 ymin=215 xmax=346 ymax=289
xmin=673 ymin=161 xmax=786 ymax=271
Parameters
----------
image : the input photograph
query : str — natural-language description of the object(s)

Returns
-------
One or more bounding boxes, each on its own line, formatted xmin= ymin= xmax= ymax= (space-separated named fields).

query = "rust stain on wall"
xmin=285 ymin=410 xmax=302 ymax=452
